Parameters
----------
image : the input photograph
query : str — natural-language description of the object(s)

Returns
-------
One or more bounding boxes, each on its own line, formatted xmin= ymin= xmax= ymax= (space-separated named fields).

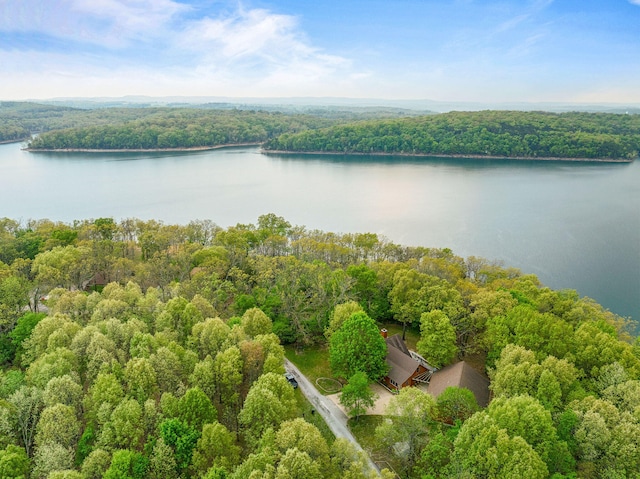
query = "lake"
xmin=1 ymin=142 xmax=638 ymax=326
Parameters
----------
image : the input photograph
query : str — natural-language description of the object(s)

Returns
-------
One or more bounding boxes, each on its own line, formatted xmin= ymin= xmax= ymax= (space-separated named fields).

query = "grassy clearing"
xmin=284 ymin=344 xmax=339 ymax=392
xmin=348 ymin=415 xmax=384 ymax=451
xmin=294 ymin=388 xmax=336 ymax=445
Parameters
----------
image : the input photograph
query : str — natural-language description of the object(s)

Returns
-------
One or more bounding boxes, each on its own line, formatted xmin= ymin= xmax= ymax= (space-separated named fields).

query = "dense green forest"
xmin=1 ymin=101 xmax=422 ymax=147
xmin=0 ymin=215 xmax=638 ymax=478
xmin=0 ymin=103 xmax=165 ymax=143
xmin=264 ymin=111 xmax=640 ymax=160
xmin=23 ymin=108 xmax=339 ymax=150
xmin=7 ymin=103 xmax=639 ymax=160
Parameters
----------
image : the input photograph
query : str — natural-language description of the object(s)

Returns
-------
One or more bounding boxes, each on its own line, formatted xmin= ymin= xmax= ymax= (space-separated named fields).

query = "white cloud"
xmin=188 ymin=9 xmax=303 ymax=58
xmin=178 ymin=7 xmax=350 ymax=92
xmin=0 ymin=2 xmax=355 ymax=99
xmin=0 ymin=0 xmax=188 ymax=47
xmin=69 ymin=0 xmax=189 ymax=38
xmin=496 ymin=14 xmax=529 ymax=33
xmin=629 ymin=0 xmax=640 ymax=5
xmin=495 ymin=0 xmax=554 ymax=34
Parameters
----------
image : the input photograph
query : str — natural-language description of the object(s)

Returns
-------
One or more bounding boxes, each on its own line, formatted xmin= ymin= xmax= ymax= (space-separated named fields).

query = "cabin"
xmin=381 ymin=330 xmax=435 ymax=391
xmin=426 ymin=360 xmax=491 ymax=407
xmin=83 ymin=272 xmax=108 ymax=292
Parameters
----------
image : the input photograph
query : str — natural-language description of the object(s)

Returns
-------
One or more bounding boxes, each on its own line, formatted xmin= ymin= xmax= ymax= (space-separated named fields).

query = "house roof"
xmin=385 ymin=335 xmax=421 ymax=386
xmin=427 ymin=361 xmax=491 ymax=407
xmin=386 ymin=334 xmax=410 ymax=356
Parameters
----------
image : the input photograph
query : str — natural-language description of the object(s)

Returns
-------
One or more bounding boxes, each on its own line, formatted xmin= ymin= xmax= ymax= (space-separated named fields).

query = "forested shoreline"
xmin=24 ymin=143 xmax=262 ymax=153
xmin=264 ymin=111 xmax=640 ymax=161
xmin=1 ymin=101 xmax=415 ymax=148
xmin=25 ymin=110 xmax=336 ymax=151
xmin=3 ymin=102 xmax=638 ymax=161
xmin=0 ymin=102 xmax=161 ymax=143
xmin=262 ymin=149 xmax=633 ymax=163
xmin=0 ymin=214 xmax=638 ymax=478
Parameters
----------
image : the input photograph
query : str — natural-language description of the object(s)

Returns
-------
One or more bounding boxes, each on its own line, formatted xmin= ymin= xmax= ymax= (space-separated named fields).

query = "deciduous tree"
xmin=35 ymin=403 xmax=79 ymax=449
xmin=80 ymin=449 xmax=111 ymax=479
xmin=324 ymin=301 xmax=364 ymax=340
xmin=124 ymin=357 xmax=158 ymax=402
xmin=339 ymin=372 xmax=376 ymax=420
xmin=190 ymin=318 xmax=231 ymax=359
xmin=388 ymin=269 xmax=427 ymax=340
xmin=329 ymin=312 xmax=387 ymax=380
xmin=416 ymin=309 xmax=458 ymax=368
xmin=434 ymin=386 xmax=479 ymax=423
xmin=191 ymin=422 xmax=240 ymax=475
xmin=158 ymin=418 xmax=199 ymax=477
xmin=486 ymin=395 xmax=566 ymax=471
xmin=4 ymin=385 xmax=44 ymax=456
xmin=99 ymin=399 xmax=145 ymax=451
xmin=238 ymin=372 xmax=297 ymax=447
xmin=375 ymin=387 xmax=436 ymax=474
xmin=275 ymin=448 xmax=322 ymax=479
xmin=177 ymin=387 xmax=216 ymax=430
xmin=0 ymin=444 xmax=30 ymax=479
xmin=42 ymin=374 xmax=83 ymax=412
xmin=453 ymin=413 xmax=548 ymax=479
xmin=275 ymin=418 xmax=330 ymax=469
xmin=241 ymin=308 xmax=272 ymax=338
xmin=103 ymin=449 xmax=149 ymax=479
xmin=31 ymin=442 xmax=74 ymax=479
xmin=213 ymin=346 xmax=243 ymax=428
xmin=148 ymin=437 xmax=177 ymax=479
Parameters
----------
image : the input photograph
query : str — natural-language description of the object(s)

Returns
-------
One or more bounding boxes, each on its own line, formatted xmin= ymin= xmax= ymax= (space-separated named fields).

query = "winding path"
xmin=284 ymin=359 xmax=380 ymax=476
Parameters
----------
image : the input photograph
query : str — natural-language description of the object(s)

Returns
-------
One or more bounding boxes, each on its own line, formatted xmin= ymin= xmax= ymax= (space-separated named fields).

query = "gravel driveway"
xmin=327 ymin=383 xmax=395 ymax=415
xmin=284 ymin=359 xmax=380 ymax=476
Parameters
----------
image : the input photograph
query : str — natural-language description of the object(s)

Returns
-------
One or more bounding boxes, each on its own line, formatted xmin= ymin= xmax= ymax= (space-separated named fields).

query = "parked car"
xmin=284 ymin=372 xmax=298 ymax=389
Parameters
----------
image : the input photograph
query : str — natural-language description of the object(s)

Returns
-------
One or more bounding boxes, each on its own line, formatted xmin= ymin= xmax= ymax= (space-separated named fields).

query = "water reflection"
xmin=1 ymin=143 xmax=638 ymax=322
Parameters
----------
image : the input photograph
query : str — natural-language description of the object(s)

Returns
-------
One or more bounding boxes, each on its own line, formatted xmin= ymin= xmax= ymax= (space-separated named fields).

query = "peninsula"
xmin=263 ymin=110 xmax=640 ymax=162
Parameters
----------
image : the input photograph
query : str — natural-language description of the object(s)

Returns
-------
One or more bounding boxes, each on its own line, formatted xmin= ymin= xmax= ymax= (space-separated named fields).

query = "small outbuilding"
xmin=83 ymin=272 xmax=108 ymax=292
xmin=426 ymin=361 xmax=491 ymax=408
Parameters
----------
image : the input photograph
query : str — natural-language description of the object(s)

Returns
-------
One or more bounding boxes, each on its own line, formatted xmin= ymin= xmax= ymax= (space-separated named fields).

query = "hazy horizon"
xmin=2 ymin=0 xmax=639 ymax=104
xmin=11 ymin=95 xmax=639 ymax=116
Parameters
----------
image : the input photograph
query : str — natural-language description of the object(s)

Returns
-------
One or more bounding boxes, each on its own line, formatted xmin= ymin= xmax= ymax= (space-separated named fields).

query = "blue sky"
xmin=1 ymin=0 xmax=639 ymax=103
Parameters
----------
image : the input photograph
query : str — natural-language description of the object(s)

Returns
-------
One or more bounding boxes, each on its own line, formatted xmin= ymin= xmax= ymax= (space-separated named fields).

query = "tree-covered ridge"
xmin=0 ymin=102 xmax=165 ymax=143
xmin=26 ymin=109 xmax=339 ymax=150
xmin=0 ymin=214 xmax=638 ymax=478
xmin=1 ymin=101 xmax=422 ymax=147
xmin=264 ymin=110 xmax=640 ymax=160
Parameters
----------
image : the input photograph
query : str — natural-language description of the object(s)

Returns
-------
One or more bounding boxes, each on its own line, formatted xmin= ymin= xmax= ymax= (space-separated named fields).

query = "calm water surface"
xmin=1 ymin=143 xmax=638 ymax=325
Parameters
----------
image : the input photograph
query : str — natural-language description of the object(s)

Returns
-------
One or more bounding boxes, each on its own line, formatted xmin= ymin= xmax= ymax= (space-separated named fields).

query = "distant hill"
xmin=31 ymin=95 xmax=640 ymax=114
xmin=0 ymin=102 xmax=162 ymax=142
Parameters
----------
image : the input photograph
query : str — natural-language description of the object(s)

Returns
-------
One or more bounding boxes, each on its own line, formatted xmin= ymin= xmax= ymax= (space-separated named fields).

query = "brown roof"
xmin=427 ymin=361 xmax=490 ymax=407
xmin=386 ymin=334 xmax=410 ymax=356
xmin=385 ymin=336 xmax=421 ymax=386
